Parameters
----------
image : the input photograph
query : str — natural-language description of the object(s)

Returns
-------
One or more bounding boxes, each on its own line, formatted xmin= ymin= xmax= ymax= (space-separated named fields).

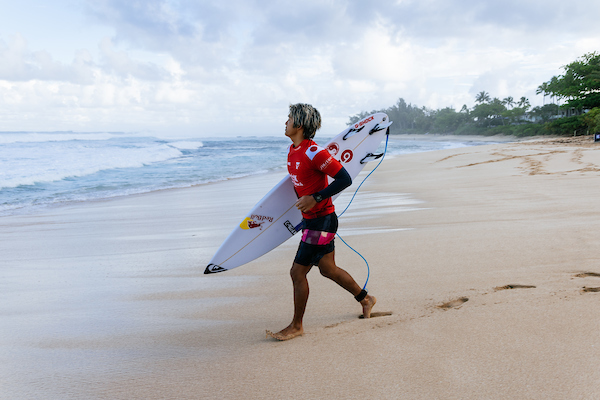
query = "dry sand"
xmin=1 ymin=136 xmax=600 ymax=399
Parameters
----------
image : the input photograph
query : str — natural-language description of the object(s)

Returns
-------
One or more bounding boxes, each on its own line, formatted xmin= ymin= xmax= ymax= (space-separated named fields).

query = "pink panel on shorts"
xmin=301 ymin=229 xmax=335 ymax=245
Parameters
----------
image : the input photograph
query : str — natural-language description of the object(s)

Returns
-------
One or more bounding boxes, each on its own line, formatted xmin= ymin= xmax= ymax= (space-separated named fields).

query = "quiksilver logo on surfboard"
xmin=284 ymin=220 xmax=298 ymax=235
xmin=204 ymin=263 xmax=226 ymax=274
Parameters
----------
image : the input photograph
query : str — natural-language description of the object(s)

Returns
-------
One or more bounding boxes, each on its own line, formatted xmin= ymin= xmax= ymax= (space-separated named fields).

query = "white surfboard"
xmin=205 ymin=113 xmax=392 ymax=274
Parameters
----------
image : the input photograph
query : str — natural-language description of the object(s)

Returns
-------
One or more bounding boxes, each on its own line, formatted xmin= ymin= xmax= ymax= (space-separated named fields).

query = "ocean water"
xmin=0 ymin=131 xmax=493 ymax=216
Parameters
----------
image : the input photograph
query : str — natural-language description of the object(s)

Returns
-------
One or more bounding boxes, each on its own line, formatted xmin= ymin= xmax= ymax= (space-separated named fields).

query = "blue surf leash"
xmin=337 ymin=132 xmax=390 ymax=290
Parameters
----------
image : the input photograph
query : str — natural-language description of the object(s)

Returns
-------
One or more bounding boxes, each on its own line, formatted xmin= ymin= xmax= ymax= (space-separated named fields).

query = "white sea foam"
xmin=167 ymin=141 xmax=204 ymax=150
xmin=0 ymin=132 xmax=120 ymax=144
xmin=0 ymin=142 xmax=182 ymax=189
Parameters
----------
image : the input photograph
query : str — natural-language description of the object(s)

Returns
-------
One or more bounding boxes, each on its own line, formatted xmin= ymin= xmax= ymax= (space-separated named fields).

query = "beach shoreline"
xmin=2 ymin=135 xmax=600 ymax=399
xmin=389 ymin=132 xmax=522 ymax=142
xmin=0 ymin=132 xmax=509 ymax=218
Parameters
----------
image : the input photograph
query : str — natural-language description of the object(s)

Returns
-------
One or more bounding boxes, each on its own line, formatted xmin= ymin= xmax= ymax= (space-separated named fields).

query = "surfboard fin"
xmin=205 ymin=263 xmax=226 ymax=274
xmin=360 ymin=152 xmax=384 ymax=164
xmin=369 ymin=120 xmax=393 ymax=135
xmin=342 ymin=125 xmax=365 ymax=140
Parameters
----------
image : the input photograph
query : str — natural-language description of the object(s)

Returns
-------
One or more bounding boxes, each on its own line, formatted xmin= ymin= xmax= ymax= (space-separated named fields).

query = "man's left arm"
xmin=296 ymin=167 xmax=352 ymax=211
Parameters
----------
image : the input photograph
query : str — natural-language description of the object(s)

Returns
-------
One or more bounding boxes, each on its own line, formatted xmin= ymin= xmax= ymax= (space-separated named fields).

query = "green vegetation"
xmin=349 ymin=52 xmax=600 ymax=137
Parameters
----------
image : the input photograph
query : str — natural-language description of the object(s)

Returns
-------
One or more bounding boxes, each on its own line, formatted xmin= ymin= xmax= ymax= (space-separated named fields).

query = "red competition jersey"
xmin=287 ymin=139 xmax=343 ymax=219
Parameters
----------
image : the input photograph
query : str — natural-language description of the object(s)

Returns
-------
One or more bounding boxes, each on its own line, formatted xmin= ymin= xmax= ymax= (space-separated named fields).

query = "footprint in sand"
xmin=573 ymin=272 xmax=600 ymax=278
xmin=358 ymin=311 xmax=393 ymax=319
xmin=494 ymin=284 xmax=536 ymax=291
xmin=437 ymin=297 xmax=468 ymax=310
xmin=573 ymin=272 xmax=600 ymax=293
xmin=581 ymin=287 xmax=600 ymax=293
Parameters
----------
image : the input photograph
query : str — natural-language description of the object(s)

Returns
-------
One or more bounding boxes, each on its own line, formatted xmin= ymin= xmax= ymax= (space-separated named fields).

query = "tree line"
xmin=349 ymin=52 xmax=600 ymax=137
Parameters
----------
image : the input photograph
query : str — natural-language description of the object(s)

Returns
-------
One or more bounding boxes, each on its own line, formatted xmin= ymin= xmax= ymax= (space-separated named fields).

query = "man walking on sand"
xmin=267 ymin=103 xmax=376 ymax=341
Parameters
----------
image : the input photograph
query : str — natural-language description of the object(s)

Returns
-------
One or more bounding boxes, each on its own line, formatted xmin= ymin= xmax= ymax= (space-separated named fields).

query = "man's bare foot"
xmin=266 ymin=325 xmax=304 ymax=341
xmin=360 ymin=295 xmax=376 ymax=318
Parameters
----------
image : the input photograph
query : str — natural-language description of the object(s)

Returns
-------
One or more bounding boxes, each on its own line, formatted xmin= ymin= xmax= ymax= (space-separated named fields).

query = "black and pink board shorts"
xmin=294 ymin=213 xmax=338 ymax=267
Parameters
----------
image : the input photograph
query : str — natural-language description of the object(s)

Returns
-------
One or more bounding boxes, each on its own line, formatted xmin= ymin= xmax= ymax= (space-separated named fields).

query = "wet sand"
xmin=1 ymin=136 xmax=600 ymax=399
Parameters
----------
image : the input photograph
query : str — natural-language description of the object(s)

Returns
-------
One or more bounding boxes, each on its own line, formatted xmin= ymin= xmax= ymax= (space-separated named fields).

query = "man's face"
xmin=285 ymin=115 xmax=301 ymax=139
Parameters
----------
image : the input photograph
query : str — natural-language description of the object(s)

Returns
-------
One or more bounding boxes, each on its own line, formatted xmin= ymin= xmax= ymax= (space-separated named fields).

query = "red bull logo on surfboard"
xmin=240 ymin=214 xmax=273 ymax=230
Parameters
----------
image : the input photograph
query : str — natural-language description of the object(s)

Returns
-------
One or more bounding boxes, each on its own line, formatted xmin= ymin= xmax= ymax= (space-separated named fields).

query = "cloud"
xmin=0 ymin=34 xmax=94 ymax=83
xmin=86 ymin=0 xmax=197 ymax=45
xmin=80 ymin=0 xmax=598 ymax=92
xmin=1 ymin=0 xmax=600 ymax=135
xmin=0 ymin=33 xmax=170 ymax=85
xmin=98 ymin=38 xmax=168 ymax=80
xmin=84 ymin=0 xmax=242 ymax=70
xmin=380 ymin=0 xmax=600 ymax=40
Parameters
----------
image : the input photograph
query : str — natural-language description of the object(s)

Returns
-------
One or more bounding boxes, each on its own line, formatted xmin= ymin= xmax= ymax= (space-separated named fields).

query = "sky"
xmin=1 ymin=0 xmax=599 ymax=137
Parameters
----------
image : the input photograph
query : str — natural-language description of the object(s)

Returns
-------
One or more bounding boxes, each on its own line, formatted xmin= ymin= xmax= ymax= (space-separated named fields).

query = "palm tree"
xmin=503 ymin=96 xmax=515 ymax=109
xmin=518 ymin=97 xmax=531 ymax=111
xmin=548 ymin=76 xmax=560 ymax=105
xmin=536 ymin=82 xmax=549 ymax=105
xmin=475 ymin=91 xmax=491 ymax=104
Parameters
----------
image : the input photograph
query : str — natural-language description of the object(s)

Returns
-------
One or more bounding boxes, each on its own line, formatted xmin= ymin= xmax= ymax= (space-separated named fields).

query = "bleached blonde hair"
xmin=289 ymin=103 xmax=322 ymax=139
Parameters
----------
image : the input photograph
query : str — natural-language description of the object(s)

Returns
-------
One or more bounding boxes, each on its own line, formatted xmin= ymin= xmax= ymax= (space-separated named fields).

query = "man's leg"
xmin=317 ymin=250 xmax=377 ymax=318
xmin=267 ymin=262 xmax=312 ymax=340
